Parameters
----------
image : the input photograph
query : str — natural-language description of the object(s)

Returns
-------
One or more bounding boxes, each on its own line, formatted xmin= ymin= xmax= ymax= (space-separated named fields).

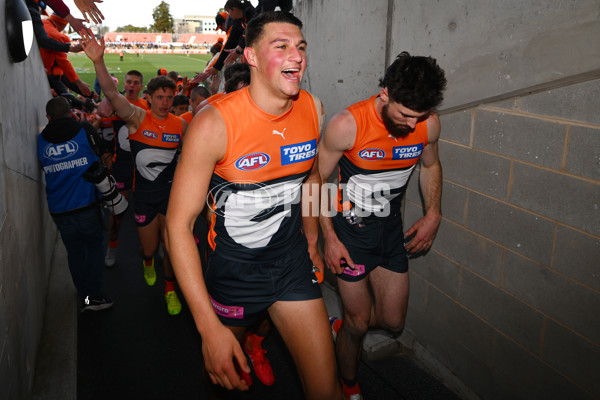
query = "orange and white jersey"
xmin=129 ymin=110 xmax=184 ymax=193
xmin=180 ymin=111 xmax=193 ymax=125
xmin=338 ymin=95 xmax=428 ymax=214
xmin=113 ymin=97 xmax=150 ymax=154
xmin=208 ymin=87 xmax=319 ymax=262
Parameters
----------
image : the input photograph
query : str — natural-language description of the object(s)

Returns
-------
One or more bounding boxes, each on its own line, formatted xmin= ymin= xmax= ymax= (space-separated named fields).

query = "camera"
xmin=83 ymin=162 xmax=128 ymax=215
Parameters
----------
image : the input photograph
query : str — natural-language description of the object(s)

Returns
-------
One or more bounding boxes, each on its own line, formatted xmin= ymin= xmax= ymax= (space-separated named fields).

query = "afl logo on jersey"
xmin=44 ymin=141 xmax=79 ymax=160
xmin=235 ymin=153 xmax=270 ymax=171
xmin=143 ymin=130 xmax=158 ymax=139
xmin=359 ymin=148 xmax=386 ymax=160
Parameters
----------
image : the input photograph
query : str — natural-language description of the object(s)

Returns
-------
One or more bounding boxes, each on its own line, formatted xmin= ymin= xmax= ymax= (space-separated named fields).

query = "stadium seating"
xmin=104 ymin=32 xmax=173 ymax=44
xmin=177 ymin=33 xmax=225 ymax=46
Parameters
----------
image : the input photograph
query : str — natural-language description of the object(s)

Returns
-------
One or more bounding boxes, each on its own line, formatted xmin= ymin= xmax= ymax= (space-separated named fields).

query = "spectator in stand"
xmin=26 ymin=0 xmax=84 ymax=60
xmin=220 ymin=0 xmax=259 ymax=66
xmin=203 ymin=37 xmax=226 ymax=94
xmin=27 ymin=0 xmax=87 ymax=35
xmin=192 ymin=7 xmax=248 ymax=86
xmin=41 ymin=14 xmax=91 ymax=97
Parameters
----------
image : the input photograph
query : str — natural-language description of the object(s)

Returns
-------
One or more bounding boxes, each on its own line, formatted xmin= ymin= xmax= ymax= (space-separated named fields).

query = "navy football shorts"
xmin=204 ymin=235 xmax=322 ymax=327
xmin=332 ymin=211 xmax=408 ymax=282
xmin=133 ymin=188 xmax=169 ymax=227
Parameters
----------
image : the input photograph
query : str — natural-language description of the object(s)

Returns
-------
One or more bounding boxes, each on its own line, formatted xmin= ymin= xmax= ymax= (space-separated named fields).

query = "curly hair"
xmin=379 ymin=52 xmax=447 ymax=112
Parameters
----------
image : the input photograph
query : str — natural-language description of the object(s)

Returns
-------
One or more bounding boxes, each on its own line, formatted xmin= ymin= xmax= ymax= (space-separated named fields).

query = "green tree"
xmin=151 ymin=1 xmax=174 ymax=33
xmin=117 ymin=24 xmax=149 ymax=33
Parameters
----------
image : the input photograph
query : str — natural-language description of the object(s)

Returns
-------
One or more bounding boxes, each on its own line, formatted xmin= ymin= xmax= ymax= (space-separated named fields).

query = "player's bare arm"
xmin=318 ymin=110 xmax=358 ymax=274
xmin=164 ymin=105 xmax=250 ymax=392
xmin=180 ymin=118 xmax=189 ymax=139
xmin=404 ymin=113 xmax=442 ymax=254
xmin=80 ymin=30 xmax=144 ymax=131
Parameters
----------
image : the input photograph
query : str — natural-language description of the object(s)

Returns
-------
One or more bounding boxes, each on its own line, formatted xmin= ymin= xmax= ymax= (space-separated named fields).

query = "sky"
xmin=61 ymin=0 xmax=258 ymax=31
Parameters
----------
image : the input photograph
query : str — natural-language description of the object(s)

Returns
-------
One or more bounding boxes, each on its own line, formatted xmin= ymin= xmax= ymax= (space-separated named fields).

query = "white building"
xmin=174 ymin=15 xmax=219 ymax=34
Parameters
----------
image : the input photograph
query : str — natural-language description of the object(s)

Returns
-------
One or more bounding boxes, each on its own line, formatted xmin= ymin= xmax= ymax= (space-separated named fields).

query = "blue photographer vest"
xmin=38 ymin=127 xmax=100 ymax=214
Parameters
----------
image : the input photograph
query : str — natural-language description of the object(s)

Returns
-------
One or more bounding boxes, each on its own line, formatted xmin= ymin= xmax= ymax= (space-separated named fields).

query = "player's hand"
xmin=75 ymin=79 xmax=91 ymax=97
xmin=74 ymin=0 xmax=105 ymax=25
xmin=201 ymin=326 xmax=251 ymax=391
xmin=205 ymin=67 xmax=218 ymax=77
xmin=224 ymin=48 xmax=240 ymax=66
xmin=323 ymin=234 xmax=355 ymax=275
xmin=101 ymin=152 xmax=113 ymax=169
xmin=404 ymin=212 xmax=441 ymax=254
xmin=80 ymin=30 xmax=105 ymax=63
xmin=180 ymin=76 xmax=190 ymax=92
xmin=69 ymin=43 xmax=83 ymax=53
xmin=71 ymin=108 xmax=84 ymax=122
xmin=191 ymin=72 xmax=209 ymax=85
xmin=65 ymin=14 xmax=86 ymax=34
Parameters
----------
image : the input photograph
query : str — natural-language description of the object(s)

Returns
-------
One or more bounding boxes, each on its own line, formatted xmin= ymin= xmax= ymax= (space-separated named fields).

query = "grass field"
xmin=68 ymin=52 xmax=213 ymax=92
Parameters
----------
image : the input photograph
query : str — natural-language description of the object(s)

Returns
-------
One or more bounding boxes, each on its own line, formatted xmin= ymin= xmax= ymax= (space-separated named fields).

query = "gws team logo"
xmin=235 ymin=153 xmax=270 ymax=171
xmin=206 ymin=178 xmax=304 ymax=249
xmin=393 ymin=144 xmax=423 ymax=160
xmin=207 ymin=180 xmax=280 ymax=219
xmin=44 ymin=141 xmax=79 ymax=160
xmin=280 ymin=139 xmax=317 ymax=165
xmin=142 ymin=130 xmax=158 ymax=139
xmin=359 ymin=148 xmax=385 ymax=160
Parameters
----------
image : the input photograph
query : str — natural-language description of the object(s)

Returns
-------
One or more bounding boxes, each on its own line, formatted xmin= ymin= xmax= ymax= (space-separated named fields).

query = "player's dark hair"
xmin=379 ymin=52 xmax=447 ymax=112
xmin=245 ymin=11 xmax=302 ymax=48
xmin=225 ymin=70 xmax=251 ymax=93
xmin=172 ymin=94 xmax=189 ymax=107
xmin=190 ymin=86 xmax=211 ymax=101
xmin=126 ymin=69 xmax=144 ymax=82
xmin=146 ymin=76 xmax=176 ymax=95
xmin=46 ymin=96 xmax=71 ymax=119
xmin=166 ymin=71 xmax=179 ymax=82
xmin=224 ymin=62 xmax=250 ymax=81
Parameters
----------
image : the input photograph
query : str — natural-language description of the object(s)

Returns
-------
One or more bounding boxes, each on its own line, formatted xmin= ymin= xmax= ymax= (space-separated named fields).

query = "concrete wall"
xmin=296 ymin=0 xmax=600 ymax=399
xmin=0 ymin=0 xmax=56 ymax=398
